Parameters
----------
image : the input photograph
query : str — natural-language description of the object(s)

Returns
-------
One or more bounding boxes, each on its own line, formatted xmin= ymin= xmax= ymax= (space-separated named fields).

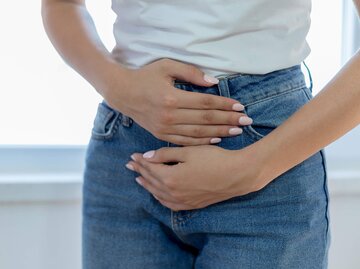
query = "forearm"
xmin=41 ymin=0 xmax=129 ymax=97
xmin=245 ymin=51 xmax=360 ymax=186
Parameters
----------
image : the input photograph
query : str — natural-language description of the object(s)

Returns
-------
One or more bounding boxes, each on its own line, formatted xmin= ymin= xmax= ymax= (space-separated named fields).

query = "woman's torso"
xmin=110 ymin=0 xmax=312 ymax=77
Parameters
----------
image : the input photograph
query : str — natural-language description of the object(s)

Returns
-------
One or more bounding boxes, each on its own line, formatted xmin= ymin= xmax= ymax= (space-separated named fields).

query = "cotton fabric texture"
xmin=110 ymin=0 xmax=312 ymax=77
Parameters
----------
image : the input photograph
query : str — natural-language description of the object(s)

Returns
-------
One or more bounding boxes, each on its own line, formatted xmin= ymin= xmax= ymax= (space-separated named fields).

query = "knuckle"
xmin=139 ymin=160 xmax=150 ymax=170
xmin=219 ymin=127 xmax=231 ymax=136
xmin=162 ymin=94 xmax=178 ymax=108
xmin=222 ymin=99 xmax=230 ymax=110
xmin=201 ymin=96 xmax=214 ymax=108
xmin=202 ymin=110 xmax=214 ymax=122
xmin=192 ymin=126 xmax=204 ymax=137
xmin=159 ymin=111 xmax=174 ymax=124
xmin=144 ymin=162 xmax=152 ymax=170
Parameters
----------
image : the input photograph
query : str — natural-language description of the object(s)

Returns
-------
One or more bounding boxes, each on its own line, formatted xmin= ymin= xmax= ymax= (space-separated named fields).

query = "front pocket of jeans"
xmin=242 ymin=87 xmax=311 ymax=142
xmin=91 ymin=101 xmax=122 ymax=141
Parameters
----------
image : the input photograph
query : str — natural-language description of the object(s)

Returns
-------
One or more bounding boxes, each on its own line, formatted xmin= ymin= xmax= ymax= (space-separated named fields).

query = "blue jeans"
xmin=82 ymin=64 xmax=331 ymax=269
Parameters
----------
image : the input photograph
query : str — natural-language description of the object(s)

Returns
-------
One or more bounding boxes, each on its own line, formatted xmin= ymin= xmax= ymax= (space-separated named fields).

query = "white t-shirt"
xmin=110 ymin=0 xmax=311 ymax=77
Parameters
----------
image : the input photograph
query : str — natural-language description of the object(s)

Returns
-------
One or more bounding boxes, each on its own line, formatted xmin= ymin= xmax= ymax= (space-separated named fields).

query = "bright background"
xmin=0 ymin=0 xmax=344 ymax=145
xmin=1 ymin=1 xmax=360 ymax=269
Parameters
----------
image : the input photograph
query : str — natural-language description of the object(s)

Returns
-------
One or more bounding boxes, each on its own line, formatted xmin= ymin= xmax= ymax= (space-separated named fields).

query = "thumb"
xmin=165 ymin=59 xmax=219 ymax=87
xmin=141 ymin=147 xmax=186 ymax=164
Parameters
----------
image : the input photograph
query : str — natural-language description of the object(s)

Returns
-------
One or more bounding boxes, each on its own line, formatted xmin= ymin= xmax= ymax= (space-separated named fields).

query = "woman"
xmin=41 ymin=0 xmax=360 ymax=268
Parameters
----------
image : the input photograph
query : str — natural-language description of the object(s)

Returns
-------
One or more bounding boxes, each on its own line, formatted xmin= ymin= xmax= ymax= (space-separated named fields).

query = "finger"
xmin=141 ymin=147 xmax=187 ymax=163
xmin=166 ymin=124 xmax=243 ymax=138
xmin=158 ymin=200 xmax=188 ymax=211
xmin=172 ymin=108 xmax=251 ymax=126
xmin=163 ymin=59 xmax=219 ymax=87
xmin=153 ymin=194 xmax=190 ymax=211
xmin=135 ymin=176 xmax=178 ymax=203
xmin=128 ymin=160 xmax=164 ymax=186
xmin=174 ymin=89 xmax=244 ymax=111
xmin=164 ymin=134 xmax=222 ymax=146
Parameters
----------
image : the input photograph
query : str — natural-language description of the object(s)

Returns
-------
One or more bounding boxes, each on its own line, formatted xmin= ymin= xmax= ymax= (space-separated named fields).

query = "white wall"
xmin=0 ymin=200 xmax=81 ymax=269
xmin=0 ymin=174 xmax=360 ymax=269
xmin=328 ymin=182 xmax=360 ymax=269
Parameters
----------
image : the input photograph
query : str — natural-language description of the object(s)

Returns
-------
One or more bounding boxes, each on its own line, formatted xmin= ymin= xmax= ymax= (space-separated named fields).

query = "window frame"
xmin=0 ymin=0 xmax=359 ymax=194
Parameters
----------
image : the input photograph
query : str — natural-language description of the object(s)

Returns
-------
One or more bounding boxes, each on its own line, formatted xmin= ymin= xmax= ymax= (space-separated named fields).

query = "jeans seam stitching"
xmin=242 ymin=86 xmax=307 ymax=140
xmin=319 ymin=149 xmax=331 ymax=253
xmin=90 ymin=113 xmax=121 ymax=140
xmin=244 ymin=85 xmax=306 ymax=107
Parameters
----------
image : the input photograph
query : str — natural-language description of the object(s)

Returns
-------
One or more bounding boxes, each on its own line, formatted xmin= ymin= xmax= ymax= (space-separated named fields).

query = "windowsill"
xmin=0 ymin=170 xmax=359 ymax=203
xmin=0 ymin=173 xmax=82 ymax=203
xmin=0 ymin=144 xmax=359 ymax=203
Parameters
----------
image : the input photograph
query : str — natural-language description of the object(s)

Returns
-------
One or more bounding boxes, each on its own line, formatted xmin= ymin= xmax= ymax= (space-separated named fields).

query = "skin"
xmin=42 ymin=0 xmax=360 ymax=211
xmin=128 ymin=48 xmax=360 ymax=211
xmin=126 ymin=0 xmax=360 ymax=211
xmin=41 ymin=0 xmax=254 ymax=147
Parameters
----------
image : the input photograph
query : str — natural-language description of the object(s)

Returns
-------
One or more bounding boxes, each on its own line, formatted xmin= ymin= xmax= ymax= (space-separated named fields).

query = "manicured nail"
xmin=210 ymin=137 xmax=221 ymax=144
xmin=143 ymin=150 xmax=155 ymax=158
xmin=203 ymin=74 xmax=219 ymax=84
xmin=232 ymin=103 xmax=244 ymax=111
xmin=239 ymin=116 xmax=253 ymax=125
xmin=135 ymin=177 xmax=142 ymax=185
xmin=130 ymin=154 xmax=136 ymax=161
xmin=125 ymin=163 xmax=135 ymax=171
xmin=229 ymin=128 xmax=243 ymax=135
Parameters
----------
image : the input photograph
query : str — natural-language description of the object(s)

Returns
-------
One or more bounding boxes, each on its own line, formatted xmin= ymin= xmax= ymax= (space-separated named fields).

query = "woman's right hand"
xmin=103 ymin=58 xmax=253 ymax=146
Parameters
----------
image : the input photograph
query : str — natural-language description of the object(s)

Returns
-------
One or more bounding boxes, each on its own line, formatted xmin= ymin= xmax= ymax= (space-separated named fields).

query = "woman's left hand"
xmin=126 ymin=144 xmax=265 ymax=211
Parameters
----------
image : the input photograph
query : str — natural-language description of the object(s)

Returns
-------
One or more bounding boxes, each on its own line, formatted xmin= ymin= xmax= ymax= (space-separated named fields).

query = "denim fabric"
xmin=82 ymin=64 xmax=331 ymax=269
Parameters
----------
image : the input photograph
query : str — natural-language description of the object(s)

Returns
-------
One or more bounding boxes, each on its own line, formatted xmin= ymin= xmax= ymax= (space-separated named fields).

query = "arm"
xmin=41 ymin=0 xmax=129 ymax=98
xmin=122 ymin=0 xmax=360 ymax=211
xmin=41 ymin=0 xmax=253 ymax=146
xmin=241 ymin=0 xmax=360 ymax=189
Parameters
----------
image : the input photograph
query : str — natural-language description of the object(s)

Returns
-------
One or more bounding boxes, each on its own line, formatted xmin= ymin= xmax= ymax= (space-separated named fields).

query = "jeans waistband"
xmin=173 ymin=64 xmax=308 ymax=103
xmin=102 ymin=63 xmax=312 ymax=128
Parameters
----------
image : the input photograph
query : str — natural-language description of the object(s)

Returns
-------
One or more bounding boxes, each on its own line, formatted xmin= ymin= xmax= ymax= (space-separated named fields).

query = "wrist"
xmin=230 ymin=141 xmax=273 ymax=193
xmin=95 ymin=58 xmax=132 ymax=99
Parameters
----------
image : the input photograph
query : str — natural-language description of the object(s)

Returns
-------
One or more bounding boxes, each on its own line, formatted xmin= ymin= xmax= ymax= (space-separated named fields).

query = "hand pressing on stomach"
xmin=102 ymin=58 xmax=253 ymax=146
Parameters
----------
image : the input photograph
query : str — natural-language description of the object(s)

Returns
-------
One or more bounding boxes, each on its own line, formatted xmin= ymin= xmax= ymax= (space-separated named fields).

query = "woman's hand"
xmin=102 ymin=58 xmax=253 ymax=146
xmin=125 ymin=145 xmax=265 ymax=211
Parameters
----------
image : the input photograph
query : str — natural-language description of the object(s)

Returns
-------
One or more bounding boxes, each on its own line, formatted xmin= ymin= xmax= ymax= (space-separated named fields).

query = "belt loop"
xmin=121 ymin=114 xmax=133 ymax=127
xmin=302 ymin=61 xmax=313 ymax=93
xmin=217 ymin=78 xmax=231 ymax=98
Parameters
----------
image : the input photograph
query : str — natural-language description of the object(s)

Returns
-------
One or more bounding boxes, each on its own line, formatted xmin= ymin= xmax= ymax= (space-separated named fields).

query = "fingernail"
xmin=239 ymin=116 xmax=253 ymax=125
xmin=229 ymin=128 xmax=243 ymax=135
xmin=210 ymin=137 xmax=221 ymax=144
xmin=130 ymin=154 xmax=136 ymax=161
xmin=232 ymin=103 xmax=244 ymax=111
xmin=125 ymin=163 xmax=135 ymax=171
xmin=135 ymin=177 xmax=142 ymax=185
xmin=203 ymin=74 xmax=219 ymax=84
xmin=143 ymin=150 xmax=155 ymax=158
